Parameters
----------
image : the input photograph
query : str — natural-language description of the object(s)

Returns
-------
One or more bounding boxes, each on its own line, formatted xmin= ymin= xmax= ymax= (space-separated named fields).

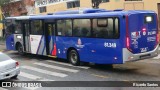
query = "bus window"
xmin=114 ymin=18 xmax=119 ymax=38
xmin=5 ymin=20 xmax=15 ymax=37
xmin=92 ymin=18 xmax=119 ymax=39
xmin=14 ymin=21 xmax=22 ymax=34
xmin=31 ymin=20 xmax=43 ymax=35
xmin=65 ymin=20 xmax=72 ymax=36
xmin=73 ymin=19 xmax=91 ymax=37
xmin=57 ymin=20 xmax=72 ymax=36
xmin=48 ymin=24 xmax=52 ymax=36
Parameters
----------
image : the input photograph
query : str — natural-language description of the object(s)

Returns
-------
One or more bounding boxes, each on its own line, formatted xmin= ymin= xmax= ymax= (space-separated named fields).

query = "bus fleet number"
xmin=104 ymin=42 xmax=116 ymax=48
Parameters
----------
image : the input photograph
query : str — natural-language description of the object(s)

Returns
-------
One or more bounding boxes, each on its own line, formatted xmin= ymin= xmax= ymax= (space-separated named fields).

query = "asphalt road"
xmin=0 ymin=44 xmax=160 ymax=90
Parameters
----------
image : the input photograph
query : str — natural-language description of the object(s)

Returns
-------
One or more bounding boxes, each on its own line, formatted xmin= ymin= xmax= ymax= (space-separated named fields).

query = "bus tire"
xmin=68 ymin=50 xmax=80 ymax=66
xmin=17 ymin=44 xmax=24 ymax=55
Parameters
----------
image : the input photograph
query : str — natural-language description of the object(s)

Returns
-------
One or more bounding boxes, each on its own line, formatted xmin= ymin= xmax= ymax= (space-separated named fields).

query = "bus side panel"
xmin=30 ymin=35 xmax=46 ymax=55
xmin=56 ymin=37 xmax=124 ymax=64
xmin=83 ymin=38 xmax=123 ymax=64
xmin=55 ymin=17 xmax=125 ymax=64
xmin=55 ymin=37 xmax=87 ymax=60
xmin=6 ymin=34 xmax=15 ymax=50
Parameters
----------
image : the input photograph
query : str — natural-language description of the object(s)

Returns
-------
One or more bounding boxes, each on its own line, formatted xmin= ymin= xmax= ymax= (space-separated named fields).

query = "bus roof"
xmin=29 ymin=10 xmax=155 ymax=19
xmin=5 ymin=9 xmax=156 ymax=20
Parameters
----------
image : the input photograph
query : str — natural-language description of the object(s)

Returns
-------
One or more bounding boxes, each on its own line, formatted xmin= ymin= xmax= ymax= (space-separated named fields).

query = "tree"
xmin=92 ymin=0 xmax=103 ymax=9
xmin=0 ymin=0 xmax=11 ymax=17
xmin=0 ymin=0 xmax=28 ymax=17
xmin=0 ymin=0 xmax=11 ymax=6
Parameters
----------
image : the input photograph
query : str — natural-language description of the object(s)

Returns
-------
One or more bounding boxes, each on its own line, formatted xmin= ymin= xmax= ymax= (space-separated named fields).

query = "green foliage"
xmin=0 ymin=0 xmax=11 ymax=7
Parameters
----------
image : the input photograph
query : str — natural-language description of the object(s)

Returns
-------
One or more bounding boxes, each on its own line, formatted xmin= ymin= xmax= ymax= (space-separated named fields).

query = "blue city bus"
xmin=5 ymin=9 xmax=159 ymax=66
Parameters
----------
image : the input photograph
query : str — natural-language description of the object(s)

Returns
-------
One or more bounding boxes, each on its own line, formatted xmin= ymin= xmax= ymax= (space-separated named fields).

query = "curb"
xmin=0 ymin=49 xmax=9 ymax=52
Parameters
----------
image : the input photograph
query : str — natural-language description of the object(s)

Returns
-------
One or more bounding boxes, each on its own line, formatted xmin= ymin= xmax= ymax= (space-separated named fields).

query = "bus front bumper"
xmin=123 ymin=45 xmax=159 ymax=63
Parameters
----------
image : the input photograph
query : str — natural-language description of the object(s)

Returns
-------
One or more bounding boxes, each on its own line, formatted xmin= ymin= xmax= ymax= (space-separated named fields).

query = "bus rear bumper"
xmin=123 ymin=45 xmax=159 ymax=63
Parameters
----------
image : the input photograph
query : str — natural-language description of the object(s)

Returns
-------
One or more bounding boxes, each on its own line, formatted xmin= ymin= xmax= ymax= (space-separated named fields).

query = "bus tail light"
xmin=142 ymin=28 xmax=147 ymax=32
xmin=52 ymin=43 xmax=57 ymax=56
xmin=156 ymin=33 xmax=159 ymax=44
xmin=125 ymin=15 xmax=131 ymax=51
xmin=156 ymin=14 xmax=159 ymax=45
xmin=126 ymin=37 xmax=130 ymax=48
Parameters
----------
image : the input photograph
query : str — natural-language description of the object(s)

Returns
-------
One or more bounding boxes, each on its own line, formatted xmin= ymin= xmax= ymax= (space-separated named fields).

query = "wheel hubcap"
xmin=71 ymin=53 xmax=77 ymax=64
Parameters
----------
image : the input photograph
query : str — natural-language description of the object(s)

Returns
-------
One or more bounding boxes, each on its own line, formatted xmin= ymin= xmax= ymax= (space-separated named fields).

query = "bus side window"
xmin=57 ymin=20 xmax=72 ymax=36
xmin=73 ymin=19 xmax=91 ymax=37
xmin=92 ymin=18 xmax=119 ymax=39
xmin=93 ymin=19 xmax=109 ymax=38
xmin=107 ymin=18 xmax=114 ymax=38
xmin=114 ymin=18 xmax=119 ymax=38
xmin=65 ymin=20 xmax=72 ymax=36
xmin=31 ymin=20 xmax=43 ymax=35
xmin=15 ymin=21 xmax=22 ymax=34
xmin=5 ymin=24 xmax=15 ymax=36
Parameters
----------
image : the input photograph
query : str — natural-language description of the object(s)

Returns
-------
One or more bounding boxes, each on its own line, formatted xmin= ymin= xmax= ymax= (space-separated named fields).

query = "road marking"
xmin=91 ymin=74 xmax=109 ymax=79
xmin=19 ymin=72 xmax=54 ymax=81
xmin=34 ymin=62 xmax=79 ymax=73
xmin=46 ymin=60 xmax=90 ymax=69
xmin=21 ymin=66 xmax=67 ymax=77
xmin=0 ymin=87 xmax=8 ymax=90
xmin=24 ymin=87 xmax=39 ymax=90
xmin=18 ymin=72 xmax=54 ymax=90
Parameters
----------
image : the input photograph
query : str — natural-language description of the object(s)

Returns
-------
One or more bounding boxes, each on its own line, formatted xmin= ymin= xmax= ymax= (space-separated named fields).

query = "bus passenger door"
xmin=22 ymin=22 xmax=30 ymax=52
xmin=45 ymin=23 xmax=55 ymax=55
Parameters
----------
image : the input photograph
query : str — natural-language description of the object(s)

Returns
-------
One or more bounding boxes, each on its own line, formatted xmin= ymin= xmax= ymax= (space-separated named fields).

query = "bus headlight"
xmin=16 ymin=35 xmax=22 ymax=39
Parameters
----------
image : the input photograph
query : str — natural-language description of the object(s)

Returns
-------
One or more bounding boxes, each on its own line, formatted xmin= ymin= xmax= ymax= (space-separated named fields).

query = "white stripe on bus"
xmin=34 ymin=63 xmax=79 ymax=73
xmin=19 ymin=72 xmax=54 ymax=81
xmin=46 ymin=60 xmax=90 ymax=69
xmin=21 ymin=66 xmax=67 ymax=77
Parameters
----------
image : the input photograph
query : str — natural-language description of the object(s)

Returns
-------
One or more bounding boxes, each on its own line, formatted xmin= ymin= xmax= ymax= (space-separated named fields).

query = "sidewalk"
xmin=0 ymin=40 xmax=6 ymax=51
xmin=0 ymin=37 xmax=5 ymax=45
xmin=0 ymin=40 xmax=5 ymax=45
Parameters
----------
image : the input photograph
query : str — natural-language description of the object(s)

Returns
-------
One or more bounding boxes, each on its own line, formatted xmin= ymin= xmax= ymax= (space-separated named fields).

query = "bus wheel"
xmin=69 ymin=50 xmax=80 ymax=66
xmin=17 ymin=44 xmax=24 ymax=55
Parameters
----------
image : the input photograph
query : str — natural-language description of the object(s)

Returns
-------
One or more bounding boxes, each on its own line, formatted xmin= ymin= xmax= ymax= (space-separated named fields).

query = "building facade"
xmin=35 ymin=0 xmax=160 ymax=14
xmin=0 ymin=7 xmax=3 ymax=37
xmin=35 ymin=0 xmax=160 ymax=28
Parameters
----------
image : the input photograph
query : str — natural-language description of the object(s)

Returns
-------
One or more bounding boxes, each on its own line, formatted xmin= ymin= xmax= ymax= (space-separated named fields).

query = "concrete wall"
xmin=34 ymin=0 xmax=160 ymax=15
xmin=99 ymin=0 xmax=160 ymax=13
xmin=80 ymin=0 xmax=92 ymax=8
xmin=143 ymin=0 xmax=159 ymax=13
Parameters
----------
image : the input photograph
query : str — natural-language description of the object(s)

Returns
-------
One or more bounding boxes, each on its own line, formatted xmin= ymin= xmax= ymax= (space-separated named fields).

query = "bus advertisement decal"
xmin=76 ymin=38 xmax=84 ymax=48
